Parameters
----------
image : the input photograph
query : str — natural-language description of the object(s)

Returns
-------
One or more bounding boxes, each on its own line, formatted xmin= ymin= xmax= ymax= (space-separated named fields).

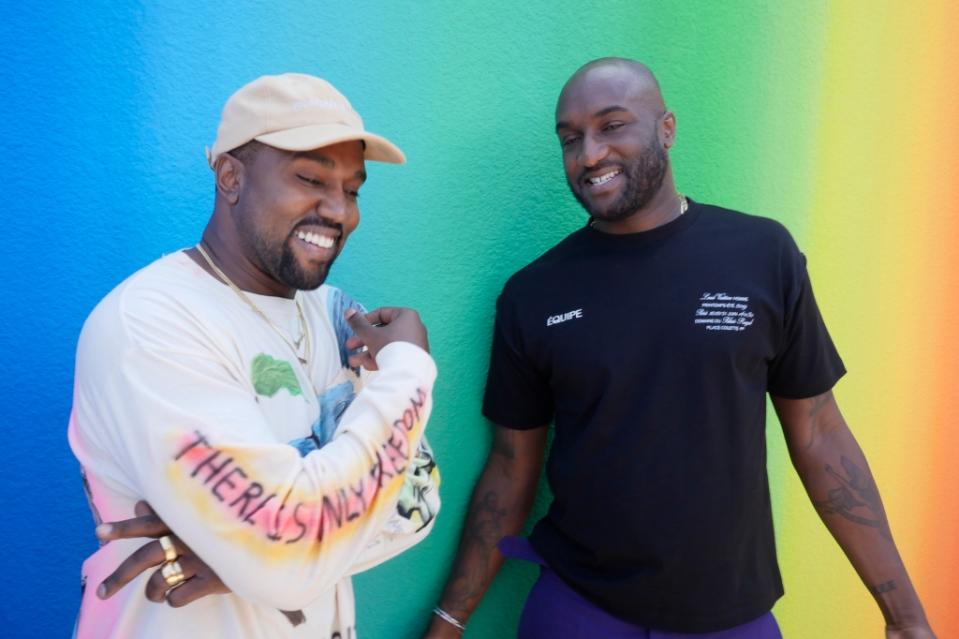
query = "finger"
xmin=98 ymin=539 xmax=167 ymax=599
xmin=362 ymin=307 xmax=403 ymax=327
xmin=165 ymin=577 xmax=211 ymax=608
xmin=347 ymin=351 xmax=376 ymax=371
xmin=345 ymin=335 xmax=365 ymax=350
xmin=96 ymin=512 xmax=170 ymax=541
xmin=345 ymin=307 xmax=375 ymax=339
xmin=134 ymin=501 xmax=156 ymax=518
xmin=145 ymin=556 xmax=197 ymax=603
xmin=165 ymin=566 xmax=227 ymax=608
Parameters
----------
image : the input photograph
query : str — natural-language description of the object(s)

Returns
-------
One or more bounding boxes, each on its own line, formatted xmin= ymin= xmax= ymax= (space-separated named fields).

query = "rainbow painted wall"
xmin=1 ymin=2 xmax=955 ymax=637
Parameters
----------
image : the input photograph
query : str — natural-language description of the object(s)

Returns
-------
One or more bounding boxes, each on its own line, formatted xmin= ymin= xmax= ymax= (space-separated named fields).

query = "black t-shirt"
xmin=482 ymin=201 xmax=846 ymax=632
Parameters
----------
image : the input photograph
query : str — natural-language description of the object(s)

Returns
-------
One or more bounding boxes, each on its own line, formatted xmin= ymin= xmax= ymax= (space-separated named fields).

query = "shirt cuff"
xmin=375 ymin=341 xmax=437 ymax=386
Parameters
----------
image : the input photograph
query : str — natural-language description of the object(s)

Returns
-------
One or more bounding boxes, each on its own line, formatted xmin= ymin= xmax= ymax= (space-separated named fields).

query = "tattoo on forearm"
xmin=441 ymin=490 xmax=509 ymax=614
xmin=814 ymin=456 xmax=892 ymax=541
xmin=870 ymin=580 xmax=897 ymax=595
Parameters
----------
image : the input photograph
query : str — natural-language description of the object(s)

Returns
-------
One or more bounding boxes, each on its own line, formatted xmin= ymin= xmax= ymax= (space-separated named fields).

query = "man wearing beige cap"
xmin=68 ymin=73 xmax=441 ymax=638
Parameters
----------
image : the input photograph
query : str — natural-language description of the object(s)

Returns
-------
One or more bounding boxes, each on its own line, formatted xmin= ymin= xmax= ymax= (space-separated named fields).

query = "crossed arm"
xmin=772 ymin=390 xmax=935 ymax=638
xmin=88 ymin=307 xmax=438 ymax=611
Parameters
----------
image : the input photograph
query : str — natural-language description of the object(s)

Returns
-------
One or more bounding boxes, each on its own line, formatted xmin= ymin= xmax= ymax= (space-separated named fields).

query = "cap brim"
xmin=255 ymin=123 xmax=406 ymax=164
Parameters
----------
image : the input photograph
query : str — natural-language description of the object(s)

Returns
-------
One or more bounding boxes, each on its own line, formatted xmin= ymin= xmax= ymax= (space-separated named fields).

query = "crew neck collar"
xmin=175 ymin=249 xmax=301 ymax=311
xmin=581 ymin=197 xmax=701 ymax=247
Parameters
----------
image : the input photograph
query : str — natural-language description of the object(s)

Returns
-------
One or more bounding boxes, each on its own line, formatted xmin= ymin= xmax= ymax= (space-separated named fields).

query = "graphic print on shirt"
xmin=288 ymin=287 xmax=366 ymax=454
xmin=161 ymin=281 xmax=437 ymax=576
xmin=251 ymin=354 xmax=303 ymax=397
xmin=396 ymin=441 xmax=439 ymax=531
xmin=290 ymin=381 xmax=440 ymax=532
xmin=289 ymin=381 xmax=356 ymax=455
xmin=292 ymin=287 xmax=440 ymax=532
xmin=327 ymin=287 xmax=366 ymax=374
xmin=693 ymin=292 xmax=755 ymax=332
xmin=546 ymin=308 xmax=583 ymax=327
xmin=170 ymin=385 xmax=429 ymax=545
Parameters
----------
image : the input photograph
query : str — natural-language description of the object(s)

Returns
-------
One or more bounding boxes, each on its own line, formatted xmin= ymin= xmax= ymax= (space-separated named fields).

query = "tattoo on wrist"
xmin=814 ymin=456 xmax=892 ymax=541
xmin=870 ymin=580 xmax=897 ymax=595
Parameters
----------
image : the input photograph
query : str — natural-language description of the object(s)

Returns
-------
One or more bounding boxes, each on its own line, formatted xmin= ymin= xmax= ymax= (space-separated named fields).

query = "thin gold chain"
xmin=194 ymin=243 xmax=311 ymax=367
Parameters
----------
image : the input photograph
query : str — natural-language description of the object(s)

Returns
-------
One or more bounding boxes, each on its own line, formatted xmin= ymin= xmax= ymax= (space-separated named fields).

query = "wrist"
xmin=875 ymin=588 xmax=928 ymax=629
xmin=432 ymin=606 xmax=466 ymax=634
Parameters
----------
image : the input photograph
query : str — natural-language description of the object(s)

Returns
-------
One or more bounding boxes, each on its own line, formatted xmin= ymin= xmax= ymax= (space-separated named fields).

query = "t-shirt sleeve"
xmin=482 ymin=288 xmax=554 ymax=428
xmin=767 ymin=233 xmax=846 ymax=398
xmin=71 ymin=291 xmax=437 ymax=612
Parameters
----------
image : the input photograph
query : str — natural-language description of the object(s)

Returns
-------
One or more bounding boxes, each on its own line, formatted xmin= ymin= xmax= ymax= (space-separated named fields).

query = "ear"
xmin=214 ymin=154 xmax=244 ymax=205
xmin=660 ymin=111 xmax=677 ymax=150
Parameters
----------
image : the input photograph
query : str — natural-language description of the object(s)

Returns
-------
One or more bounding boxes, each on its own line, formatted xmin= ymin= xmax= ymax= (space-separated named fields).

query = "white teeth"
xmin=588 ymin=170 xmax=622 ymax=186
xmin=296 ymin=231 xmax=334 ymax=248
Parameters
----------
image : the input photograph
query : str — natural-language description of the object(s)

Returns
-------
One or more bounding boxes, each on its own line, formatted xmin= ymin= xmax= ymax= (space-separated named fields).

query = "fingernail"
xmin=97 ymin=583 xmax=108 ymax=599
xmin=345 ymin=309 xmax=357 ymax=319
xmin=95 ymin=524 xmax=112 ymax=538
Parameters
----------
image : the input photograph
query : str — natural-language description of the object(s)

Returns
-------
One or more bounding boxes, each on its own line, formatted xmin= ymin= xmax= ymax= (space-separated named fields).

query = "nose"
xmin=580 ymin=133 xmax=609 ymax=168
xmin=318 ymin=189 xmax=348 ymax=224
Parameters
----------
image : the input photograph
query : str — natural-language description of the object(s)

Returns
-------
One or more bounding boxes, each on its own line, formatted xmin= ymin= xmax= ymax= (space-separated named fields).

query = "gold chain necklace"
xmin=194 ymin=243 xmax=311 ymax=367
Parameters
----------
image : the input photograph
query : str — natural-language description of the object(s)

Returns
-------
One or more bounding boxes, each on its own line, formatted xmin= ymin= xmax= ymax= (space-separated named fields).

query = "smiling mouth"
xmin=294 ymin=230 xmax=335 ymax=249
xmin=585 ymin=169 xmax=622 ymax=187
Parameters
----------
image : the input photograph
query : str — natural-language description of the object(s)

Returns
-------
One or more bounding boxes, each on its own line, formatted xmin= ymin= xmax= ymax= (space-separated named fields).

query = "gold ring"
xmin=161 ymin=560 xmax=185 ymax=587
xmin=158 ymin=535 xmax=177 ymax=563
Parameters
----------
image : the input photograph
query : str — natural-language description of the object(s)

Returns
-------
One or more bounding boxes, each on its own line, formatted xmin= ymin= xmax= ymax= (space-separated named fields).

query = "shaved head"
xmin=558 ymin=57 xmax=665 ymax=117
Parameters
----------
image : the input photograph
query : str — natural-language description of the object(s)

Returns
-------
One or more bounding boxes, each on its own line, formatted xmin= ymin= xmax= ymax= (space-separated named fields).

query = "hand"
xmin=886 ymin=625 xmax=936 ymax=639
xmin=346 ymin=307 xmax=430 ymax=371
xmin=95 ymin=501 xmax=230 ymax=606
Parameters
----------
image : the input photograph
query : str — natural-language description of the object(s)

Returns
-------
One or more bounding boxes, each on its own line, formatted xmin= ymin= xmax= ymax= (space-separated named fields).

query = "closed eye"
xmin=297 ymin=174 xmax=324 ymax=187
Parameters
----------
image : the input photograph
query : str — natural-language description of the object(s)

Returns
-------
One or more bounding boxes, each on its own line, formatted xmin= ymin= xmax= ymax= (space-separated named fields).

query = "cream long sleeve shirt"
xmin=68 ymin=251 xmax=440 ymax=638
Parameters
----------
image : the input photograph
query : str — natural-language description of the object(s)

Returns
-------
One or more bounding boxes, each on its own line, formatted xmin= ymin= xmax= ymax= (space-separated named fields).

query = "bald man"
xmin=424 ymin=59 xmax=934 ymax=639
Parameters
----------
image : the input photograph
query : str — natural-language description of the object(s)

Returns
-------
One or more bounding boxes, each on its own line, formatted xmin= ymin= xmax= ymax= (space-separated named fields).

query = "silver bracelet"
xmin=432 ymin=606 xmax=466 ymax=633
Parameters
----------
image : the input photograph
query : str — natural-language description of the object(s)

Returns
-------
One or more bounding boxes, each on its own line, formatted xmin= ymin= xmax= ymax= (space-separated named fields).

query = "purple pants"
xmin=499 ymin=537 xmax=782 ymax=639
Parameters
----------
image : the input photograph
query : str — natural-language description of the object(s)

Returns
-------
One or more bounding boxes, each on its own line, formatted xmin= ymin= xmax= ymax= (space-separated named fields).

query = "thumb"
xmin=346 ymin=308 xmax=374 ymax=338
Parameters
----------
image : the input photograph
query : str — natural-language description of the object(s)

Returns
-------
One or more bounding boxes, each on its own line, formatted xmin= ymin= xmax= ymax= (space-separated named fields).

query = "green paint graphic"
xmin=251 ymin=354 xmax=302 ymax=397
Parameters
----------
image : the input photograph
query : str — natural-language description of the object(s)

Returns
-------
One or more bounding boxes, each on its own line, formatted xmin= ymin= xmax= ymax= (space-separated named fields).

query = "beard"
xmin=569 ymin=131 xmax=668 ymax=222
xmin=274 ymin=240 xmax=332 ymax=291
xmin=237 ymin=215 xmax=338 ymax=291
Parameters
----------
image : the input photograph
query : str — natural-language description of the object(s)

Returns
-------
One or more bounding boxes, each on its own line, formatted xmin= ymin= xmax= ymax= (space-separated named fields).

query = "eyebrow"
xmin=291 ymin=151 xmax=367 ymax=181
xmin=556 ymin=104 xmax=630 ymax=132
xmin=291 ymin=150 xmax=335 ymax=167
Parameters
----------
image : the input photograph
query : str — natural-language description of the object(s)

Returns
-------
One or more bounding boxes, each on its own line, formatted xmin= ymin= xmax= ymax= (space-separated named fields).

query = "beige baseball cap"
xmin=206 ymin=73 xmax=405 ymax=167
